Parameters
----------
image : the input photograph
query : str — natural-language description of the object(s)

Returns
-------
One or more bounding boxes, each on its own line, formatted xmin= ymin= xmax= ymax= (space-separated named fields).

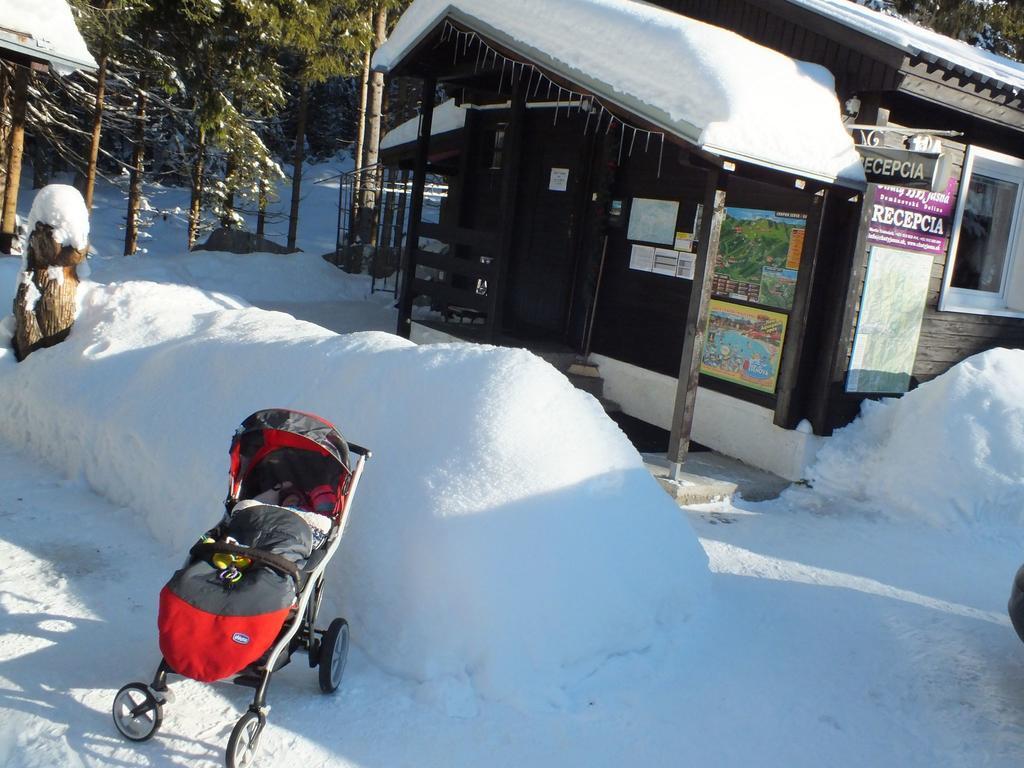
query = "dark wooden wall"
xmin=588 ymin=140 xmax=707 ymax=375
xmin=589 ymin=136 xmax=814 ymax=408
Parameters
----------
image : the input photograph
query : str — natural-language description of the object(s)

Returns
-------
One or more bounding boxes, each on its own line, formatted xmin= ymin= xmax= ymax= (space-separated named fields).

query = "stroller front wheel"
xmin=112 ymin=682 xmax=164 ymax=742
xmin=318 ymin=618 xmax=349 ymax=693
xmin=226 ymin=709 xmax=266 ymax=768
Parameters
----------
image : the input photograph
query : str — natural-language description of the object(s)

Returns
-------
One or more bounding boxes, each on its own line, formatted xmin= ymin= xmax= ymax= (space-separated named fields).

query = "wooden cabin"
xmin=373 ymin=0 xmax=1024 ymax=480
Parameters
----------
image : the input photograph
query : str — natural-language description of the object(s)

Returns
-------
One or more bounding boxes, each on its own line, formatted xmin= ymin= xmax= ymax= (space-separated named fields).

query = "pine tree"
xmin=146 ymin=0 xmax=287 ymax=249
xmin=863 ymin=0 xmax=1024 ymax=60
xmin=245 ymin=0 xmax=369 ymax=251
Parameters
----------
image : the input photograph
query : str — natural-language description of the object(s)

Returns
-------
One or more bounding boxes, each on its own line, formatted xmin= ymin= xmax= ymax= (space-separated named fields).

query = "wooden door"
xmin=504 ymin=110 xmax=588 ymax=338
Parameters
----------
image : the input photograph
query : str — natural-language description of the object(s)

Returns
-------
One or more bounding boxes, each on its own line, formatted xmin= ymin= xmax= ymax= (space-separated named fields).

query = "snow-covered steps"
xmin=537 ymin=351 xmax=620 ymax=412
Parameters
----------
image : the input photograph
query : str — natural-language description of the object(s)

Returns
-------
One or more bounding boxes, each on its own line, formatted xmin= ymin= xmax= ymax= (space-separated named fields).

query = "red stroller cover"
xmin=159 ymin=504 xmax=312 ymax=682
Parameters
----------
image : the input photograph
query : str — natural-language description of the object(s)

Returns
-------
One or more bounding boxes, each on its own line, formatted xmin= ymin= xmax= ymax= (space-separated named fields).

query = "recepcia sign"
xmin=866 ymin=177 xmax=959 ymax=255
xmin=857 ymin=145 xmax=941 ymax=189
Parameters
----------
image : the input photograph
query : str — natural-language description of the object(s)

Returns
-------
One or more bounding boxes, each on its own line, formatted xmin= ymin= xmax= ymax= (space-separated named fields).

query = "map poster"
xmin=759 ymin=267 xmax=799 ymax=309
xmin=712 ymin=208 xmax=807 ymax=310
xmin=626 ymin=197 xmax=680 ymax=245
xmin=700 ymin=299 xmax=789 ymax=394
xmin=846 ymin=246 xmax=932 ymax=393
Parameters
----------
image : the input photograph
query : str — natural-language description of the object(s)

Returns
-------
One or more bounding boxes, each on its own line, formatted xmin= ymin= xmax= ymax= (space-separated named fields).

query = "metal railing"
xmin=331 ymin=163 xmax=448 ymax=296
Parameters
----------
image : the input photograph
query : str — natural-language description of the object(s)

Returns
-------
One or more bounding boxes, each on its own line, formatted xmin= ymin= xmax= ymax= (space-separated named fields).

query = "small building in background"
xmin=370 ymin=0 xmax=1024 ymax=480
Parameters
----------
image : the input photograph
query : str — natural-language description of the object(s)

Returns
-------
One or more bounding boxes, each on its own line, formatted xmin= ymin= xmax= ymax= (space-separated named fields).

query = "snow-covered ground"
xmin=2 ymin=165 xmax=1024 ymax=767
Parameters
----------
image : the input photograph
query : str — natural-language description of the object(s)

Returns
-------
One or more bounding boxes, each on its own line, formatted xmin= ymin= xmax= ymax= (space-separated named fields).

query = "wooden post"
xmin=487 ymin=73 xmax=528 ymax=340
xmin=667 ymin=170 xmax=728 ymax=470
xmin=396 ymin=75 xmax=437 ymax=339
xmin=13 ymin=221 xmax=87 ymax=360
xmin=807 ymin=190 xmax=869 ymax=434
xmin=772 ymin=188 xmax=829 ymax=429
xmin=1 ymin=66 xmax=29 ymax=254
xmin=392 ymin=168 xmax=410 ymax=298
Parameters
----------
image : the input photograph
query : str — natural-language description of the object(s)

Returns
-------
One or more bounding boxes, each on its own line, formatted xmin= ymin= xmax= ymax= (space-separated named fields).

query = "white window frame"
xmin=939 ymin=145 xmax=1024 ymax=318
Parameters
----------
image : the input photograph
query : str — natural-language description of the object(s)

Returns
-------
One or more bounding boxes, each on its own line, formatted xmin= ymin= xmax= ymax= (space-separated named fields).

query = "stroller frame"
xmin=113 ymin=411 xmax=370 ymax=768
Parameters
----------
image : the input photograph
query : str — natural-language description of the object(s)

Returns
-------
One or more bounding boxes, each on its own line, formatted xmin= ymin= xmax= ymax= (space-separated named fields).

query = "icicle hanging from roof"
xmin=436 ymin=19 xmax=667 ymax=176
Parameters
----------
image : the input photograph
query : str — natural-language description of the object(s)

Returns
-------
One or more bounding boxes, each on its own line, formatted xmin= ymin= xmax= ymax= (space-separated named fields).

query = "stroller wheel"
xmin=318 ymin=618 xmax=349 ymax=694
xmin=226 ymin=710 xmax=266 ymax=768
xmin=112 ymin=682 xmax=163 ymax=742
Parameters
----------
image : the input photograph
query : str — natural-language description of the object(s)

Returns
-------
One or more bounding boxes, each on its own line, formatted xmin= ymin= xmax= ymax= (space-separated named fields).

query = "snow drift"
xmin=0 ymin=275 xmax=708 ymax=708
xmin=804 ymin=348 xmax=1024 ymax=529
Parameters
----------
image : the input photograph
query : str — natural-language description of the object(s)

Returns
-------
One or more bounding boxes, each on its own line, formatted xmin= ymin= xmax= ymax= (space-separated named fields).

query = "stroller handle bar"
xmin=346 ymin=442 xmax=372 ymax=460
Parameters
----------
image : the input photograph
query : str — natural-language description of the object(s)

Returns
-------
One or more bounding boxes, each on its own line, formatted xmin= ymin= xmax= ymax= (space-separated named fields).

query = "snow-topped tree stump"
xmin=13 ymin=185 xmax=89 ymax=362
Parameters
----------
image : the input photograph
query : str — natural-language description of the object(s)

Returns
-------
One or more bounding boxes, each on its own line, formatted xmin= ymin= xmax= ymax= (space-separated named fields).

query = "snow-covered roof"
xmin=789 ymin=0 xmax=1024 ymax=93
xmin=1 ymin=0 xmax=97 ymax=75
xmin=373 ymin=0 xmax=865 ymax=188
xmin=381 ymin=99 xmax=468 ymax=151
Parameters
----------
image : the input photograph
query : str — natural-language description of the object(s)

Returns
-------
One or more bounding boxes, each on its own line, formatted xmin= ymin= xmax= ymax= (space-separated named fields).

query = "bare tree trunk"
xmin=348 ymin=39 xmax=371 ymax=246
xmin=0 ymin=64 xmax=10 ymax=208
xmin=124 ymin=84 xmax=148 ymax=255
xmin=188 ymin=127 xmax=206 ymax=249
xmin=286 ymin=79 xmax=309 ymax=251
xmin=221 ymin=156 xmax=236 ymax=228
xmin=365 ymin=5 xmax=388 ymax=171
xmin=84 ymin=44 xmax=109 ymax=212
xmin=356 ymin=5 xmax=388 ymax=245
xmin=256 ymin=177 xmax=266 ymax=238
xmin=354 ymin=44 xmax=370 ymax=175
xmin=1 ymin=66 xmax=28 ymax=255
xmin=13 ymin=222 xmax=86 ymax=360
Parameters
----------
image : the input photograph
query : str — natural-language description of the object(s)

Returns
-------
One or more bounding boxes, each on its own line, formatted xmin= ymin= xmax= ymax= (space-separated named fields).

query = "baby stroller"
xmin=112 ymin=409 xmax=370 ymax=768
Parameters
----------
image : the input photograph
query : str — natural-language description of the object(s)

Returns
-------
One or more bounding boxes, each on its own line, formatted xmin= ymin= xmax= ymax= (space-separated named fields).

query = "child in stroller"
xmin=112 ymin=409 xmax=370 ymax=768
xmin=234 ymin=480 xmax=336 ymax=549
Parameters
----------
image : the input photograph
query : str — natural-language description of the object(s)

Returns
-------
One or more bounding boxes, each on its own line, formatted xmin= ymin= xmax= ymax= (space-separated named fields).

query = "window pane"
xmin=951 ymin=173 xmax=1018 ymax=293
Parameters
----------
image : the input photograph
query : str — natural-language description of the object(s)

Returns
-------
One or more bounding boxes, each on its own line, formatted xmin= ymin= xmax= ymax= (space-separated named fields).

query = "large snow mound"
xmin=0 ymin=277 xmax=708 ymax=708
xmin=804 ymin=348 xmax=1024 ymax=529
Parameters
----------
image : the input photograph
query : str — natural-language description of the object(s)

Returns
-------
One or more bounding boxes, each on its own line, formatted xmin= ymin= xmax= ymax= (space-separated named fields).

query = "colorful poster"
xmin=626 ymin=198 xmax=679 ymax=245
xmin=866 ymin=176 xmax=958 ymax=255
xmin=713 ymin=208 xmax=806 ymax=310
xmin=846 ymin=246 xmax=932 ymax=393
xmin=700 ymin=300 xmax=788 ymax=394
